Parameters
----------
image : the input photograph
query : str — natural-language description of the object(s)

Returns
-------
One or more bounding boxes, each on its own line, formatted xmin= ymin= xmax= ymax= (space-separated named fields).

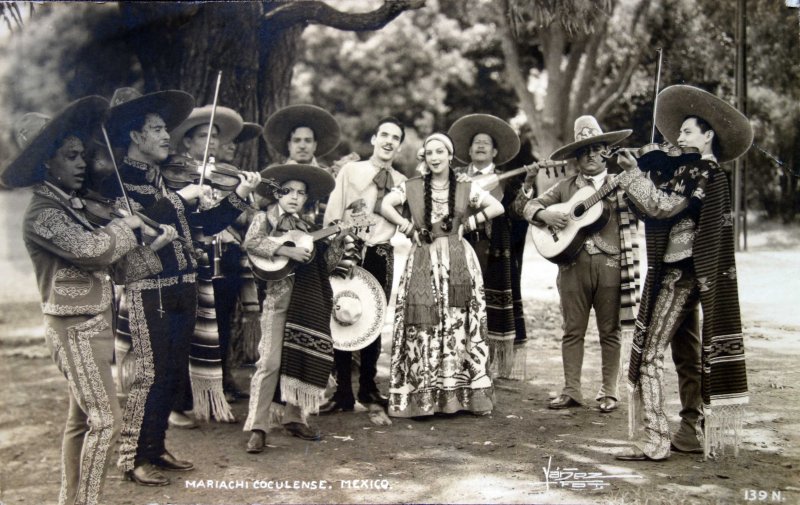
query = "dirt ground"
xmin=0 ymin=200 xmax=798 ymax=504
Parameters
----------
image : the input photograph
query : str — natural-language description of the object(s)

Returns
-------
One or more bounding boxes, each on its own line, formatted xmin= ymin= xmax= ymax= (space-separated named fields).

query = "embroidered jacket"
xmin=516 ymin=172 xmax=622 ymax=256
xmin=102 ymin=157 xmax=251 ymax=285
xmin=24 ymin=183 xmax=162 ymax=316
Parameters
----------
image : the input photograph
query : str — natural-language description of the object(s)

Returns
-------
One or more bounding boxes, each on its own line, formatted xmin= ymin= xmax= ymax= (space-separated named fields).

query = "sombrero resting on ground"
xmin=1 ymin=96 xmax=109 ymax=188
xmin=655 ymin=84 xmax=753 ymax=163
xmin=104 ymin=87 xmax=195 ymax=147
xmin=550 ymin=115 xmax=632 ymax=161
xmin=263 ymin=104 xmax=341 ymax=158
xmin=329 ymin=266 xmax=387 ymax=352
xmin=447 ymin=113 xmax=521 ymax=166
xmin=257 ymin=163 xmax=335 ymax=202
xmin=169 ymin=104 xmax=244 ymax=153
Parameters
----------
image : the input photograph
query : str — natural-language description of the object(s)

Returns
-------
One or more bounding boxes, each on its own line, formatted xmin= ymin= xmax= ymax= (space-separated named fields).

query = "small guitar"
xmin=250 ymin=224 xmax=343 ymax=281
xmin=530 ymin=175 xmax=620 ymax=264
xmin=472 ymin=160 xmax=568 ymax=192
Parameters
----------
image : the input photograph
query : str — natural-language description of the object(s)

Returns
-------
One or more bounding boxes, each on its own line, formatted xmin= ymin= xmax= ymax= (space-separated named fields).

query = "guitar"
xmin=249 ymin=213 xmax=375 ymax=281
xmin=530 ymin=174 xmax=621 ymax=264
xmin=472 ymin=160 xmax=568 ymax=192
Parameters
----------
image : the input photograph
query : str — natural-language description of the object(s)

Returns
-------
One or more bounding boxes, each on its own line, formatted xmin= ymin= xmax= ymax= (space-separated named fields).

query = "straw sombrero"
xmin=550 ymin=115 xmax=632 ymax=161
xmin=263 ymin=104 xmax=341 ymax=158
xmin=447 ymin=114 xmax=521 ymax=166
xmin=169 ymin=105 xmax=244 ymax=153
xmin=257 ymin=163 xmax=335 ymax=202
xmin=655 ymin=85 xmax=753 ymax=163
xmin=1 ymin=96 xmax=109 ymax=188
xmin=329 ymin=266 xmax=387 ymax=352
xmin=104 ymin=87 xmax=195 ymax=146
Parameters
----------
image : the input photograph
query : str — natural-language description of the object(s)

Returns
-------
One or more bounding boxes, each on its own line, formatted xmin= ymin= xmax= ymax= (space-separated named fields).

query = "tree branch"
xmin=263 ymin=0 xmax=426 ymax=31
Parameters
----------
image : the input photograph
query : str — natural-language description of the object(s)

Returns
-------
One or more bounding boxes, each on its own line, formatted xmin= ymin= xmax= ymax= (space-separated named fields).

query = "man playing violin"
xmin=448 ymin=113 xmax=529 ymax=380
xmin=0 ymin=96 xmax=179 ymax=505
xmin=513 ymin=115 xmax=639 ymax=414
xmin=615 ymin=85 xmax=751 ymax=462
xmin=102 ymin=88 xmax=260 ymax=487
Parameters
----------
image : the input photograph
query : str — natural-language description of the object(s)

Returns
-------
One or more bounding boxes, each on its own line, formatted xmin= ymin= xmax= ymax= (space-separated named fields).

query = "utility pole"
xmin=734 ymin=0 xmax=748 ymax=250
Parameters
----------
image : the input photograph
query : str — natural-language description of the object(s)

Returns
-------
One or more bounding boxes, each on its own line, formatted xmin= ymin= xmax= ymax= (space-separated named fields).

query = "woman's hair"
xmin=422 ymin=159 xmax=457 ymax=235
xmin=416 ymin=132 xmax=454 ymax=175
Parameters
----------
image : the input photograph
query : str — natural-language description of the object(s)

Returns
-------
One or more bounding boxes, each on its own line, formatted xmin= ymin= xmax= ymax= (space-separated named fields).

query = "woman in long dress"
xmin=380 ymin=133 xmax=504 ymax=417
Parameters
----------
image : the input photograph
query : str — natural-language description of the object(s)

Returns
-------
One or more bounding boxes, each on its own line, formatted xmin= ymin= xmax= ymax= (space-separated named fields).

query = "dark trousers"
xmin=332 ymin=243 xmax=393 ymax=403
xmin=118 ymin=281 xmax=197 ymax=471
xmin=214 ymin=247 xmax=243 ymax=392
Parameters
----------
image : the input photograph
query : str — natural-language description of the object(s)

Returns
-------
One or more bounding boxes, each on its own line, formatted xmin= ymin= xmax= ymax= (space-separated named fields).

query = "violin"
xmin=160 ymin=155 xmax=286 ymax=196
xmin=79 ymin=189 xmax=193 ymax=249
xmin=603 ymin=143 xmax=701 ymax=172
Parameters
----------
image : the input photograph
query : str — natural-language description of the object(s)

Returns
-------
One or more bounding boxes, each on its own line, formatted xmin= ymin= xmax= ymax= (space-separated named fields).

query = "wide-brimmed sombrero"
xmin=263 ymin=104 xmax=341 ymax=158
xmin=104 ymin=87 xmax=195 ymax=146
xmin=232 ymin=122 xmax=263 ymax=144
xmin=1 ymin=96 xmax=108 ymax=188
xmin=447 ymin=114 xmax=521 ymax=166
xmin=655 ymin=85 xmax=753 ymax=163
xmin=169 ymin=104 xmax=244 ymax=153
xmin=329 ymin=266 xmax=387 ymax=352
xmin=257 ymin=163 xmax=335 ymax=202
xmin=550 ymin=115 xmax=632 ymax=161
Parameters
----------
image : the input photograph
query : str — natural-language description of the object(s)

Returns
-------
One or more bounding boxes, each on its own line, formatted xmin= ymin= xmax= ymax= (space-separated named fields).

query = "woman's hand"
xmin=397 ymin=218 xmax=414 ymax=236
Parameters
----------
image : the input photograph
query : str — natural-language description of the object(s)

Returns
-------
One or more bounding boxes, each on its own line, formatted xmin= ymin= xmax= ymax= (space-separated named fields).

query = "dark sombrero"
xmin=104 ymin=87 xmax=195 ymax=147
xmin=655 ymin=85 xmax=753 ymax=163
xmin=257 ymin=163 xmax=335 ymax=202
xmin=447 ymin=113 xmax=521 ymax=166
xmin=169 ymin=105 xmax=244 ymax=153
xmin=550 ymin=115 xmax=632 ymax=161
xmin=263 ymin=104 xmax=341 ymax=158
xmin=1 ymin=96 xmax=108 ymax=188
xmin=232 ymin=122 xmax=263 ymax=144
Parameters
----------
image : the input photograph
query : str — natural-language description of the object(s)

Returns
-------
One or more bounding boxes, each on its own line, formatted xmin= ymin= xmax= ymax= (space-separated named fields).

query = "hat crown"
xmin=573 ymin=115 xmax=606 ymax=142
xmin=109 ymin=87 xmax=143 ymax=108
xmin=333 ymin=295 xmax=363 ymax=326
xmin=14 ymin=112 xmax=50 ymax=149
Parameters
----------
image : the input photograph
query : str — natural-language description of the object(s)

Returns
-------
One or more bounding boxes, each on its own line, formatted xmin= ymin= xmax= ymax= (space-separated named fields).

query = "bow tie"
xmin=372 ymin=166 xmax=395 ymax=214
xmin=277 ymin=213 xmax=307 ymax=232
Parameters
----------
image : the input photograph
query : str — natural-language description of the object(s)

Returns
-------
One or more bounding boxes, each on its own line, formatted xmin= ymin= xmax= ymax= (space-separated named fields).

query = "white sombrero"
xmin=329 ymin=266 xmax=387 ymax=352
xmin=169 ymin=104 xmax=244 ymax=153
xmin=550 ymin=115 xmax=632 ymax=161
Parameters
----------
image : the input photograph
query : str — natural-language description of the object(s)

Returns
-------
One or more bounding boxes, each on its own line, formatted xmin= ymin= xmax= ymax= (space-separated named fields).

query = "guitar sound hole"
xmin=573 ymin=204 xmax=586 ymax=218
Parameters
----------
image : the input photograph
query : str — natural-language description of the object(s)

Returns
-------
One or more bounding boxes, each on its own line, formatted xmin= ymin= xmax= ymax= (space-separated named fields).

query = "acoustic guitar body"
xmin=530 ymin=185 xmax=611 ymax=264
xmin=250 ymin=230 xmax=314 ymax=281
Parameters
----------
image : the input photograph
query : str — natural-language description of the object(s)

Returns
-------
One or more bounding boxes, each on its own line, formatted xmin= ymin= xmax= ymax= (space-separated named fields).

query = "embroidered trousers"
xmin=633 ymin=262 xmax=700 ymax=459
xmin=556 ymin=249 xmax=622 ymax=403
xmin=44 ymin=311 xmax=121 ymax=505
xmin=332 ymin=243 xmax=393 ymax=404
xmin=244 ymin=277 xmax=304 ymax=433
xmin=117 ymin=281 xmax=197 ymax=471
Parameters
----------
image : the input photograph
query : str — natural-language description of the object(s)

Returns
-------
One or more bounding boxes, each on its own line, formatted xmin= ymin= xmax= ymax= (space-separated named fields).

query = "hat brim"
xmin=169 ymin=106 xmax=244 ymax=153
xmin=105 ymin=90 xmax=195 ymax=146
xmin=655 ymin=85 xmax=753 ymax=163
xmin=329 ymin=266 xmax=387 ymax=352
xmin=549 ymin=130 xmax=632 ymax=161
xmin=447 ymin=114 xmax=521 ymax=166
xmin=257 ymin=163 xmax=335 ymax=202
xmin=264 ymin=105 xmax=341 ymax=158
xmin=233 ymin=122 xmax=263 ymax=144
xmin=1 ymin=96 xmax=109 ymax=188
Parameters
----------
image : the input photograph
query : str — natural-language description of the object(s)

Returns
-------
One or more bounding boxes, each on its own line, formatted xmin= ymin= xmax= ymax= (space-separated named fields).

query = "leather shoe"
xmin=152 ymin=450 xmax=194 ymax=471
xmin=358 ymin=390 xmax=389 ymax=408
xmin=319 ymin=399 xmax=355 ymax=415
xmin=168 ymin=411 xmax=198 ymax=429
xmin=125 ymin=462 xmax=170 ymax=486
xmin=670 ymin=442 xmax=703 ymax=454
xmin=548 ymin=395 xmax=580 ymax=410
xmin=615 ymin=447 xmax=666 ymax=461
xmin=598 ymin=397 xmax=618 ymax=413
xmin=246 ymin=431 xmax=266 ymax=454
xmin=284 ymin=422 xmax=321 ymax=441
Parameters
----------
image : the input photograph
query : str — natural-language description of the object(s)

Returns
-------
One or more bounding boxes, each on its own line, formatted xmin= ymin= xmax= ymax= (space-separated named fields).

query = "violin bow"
xmin=650 ymin=48 xmax=664 ymax=143
xmin=101 ymin=125 xmax=141 ymax=241
xmin=197 ymin=70 xmax=223 ymax=190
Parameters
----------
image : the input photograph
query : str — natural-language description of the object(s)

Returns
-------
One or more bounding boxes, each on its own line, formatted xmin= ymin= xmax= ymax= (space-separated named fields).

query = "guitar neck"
xmin=309 ymin=224 xmax=341 ymax=242
xmin=582 ymin=175 xmax=621 ymax=209
xmin=494 ymin=161 xmax=569 ymax=183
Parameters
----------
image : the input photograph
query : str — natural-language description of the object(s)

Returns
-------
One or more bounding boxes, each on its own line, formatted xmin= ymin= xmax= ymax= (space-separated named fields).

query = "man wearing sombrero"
xmin=514 ymin=115 xmax=639 ymax=414
xmin=243 ymin=162 xmax=349 ymax=452
xmin=0 ymin=96 xmax=176 ymax=505
xmin=448 ymin=113 xmax=529 ymax=380
xmin=615 ymin=85 xmax=751 ymax=461
xmin=165 ymin=104 xmax=245 ymax=429
xmin=102 ymin=87 xmax=261 ymax=486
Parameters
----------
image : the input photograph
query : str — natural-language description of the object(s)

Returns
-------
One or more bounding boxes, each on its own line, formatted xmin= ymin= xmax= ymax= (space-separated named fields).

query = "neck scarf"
xmin=371 ymin=156 xmax=395 ymax=214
